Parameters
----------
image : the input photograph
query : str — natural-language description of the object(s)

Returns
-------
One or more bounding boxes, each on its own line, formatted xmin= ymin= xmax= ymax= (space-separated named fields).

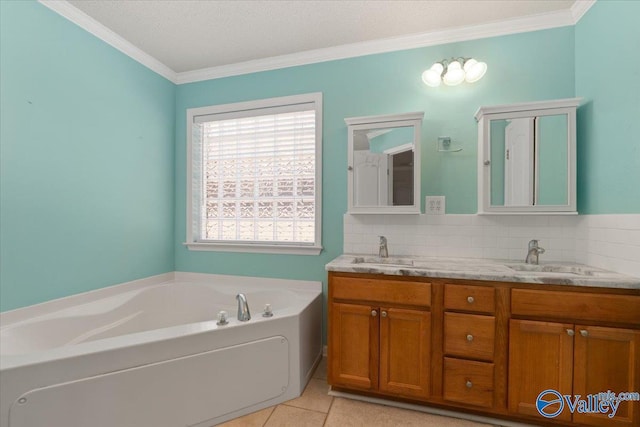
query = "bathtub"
xmin=0 ymin=272 xmax=323 ymax=427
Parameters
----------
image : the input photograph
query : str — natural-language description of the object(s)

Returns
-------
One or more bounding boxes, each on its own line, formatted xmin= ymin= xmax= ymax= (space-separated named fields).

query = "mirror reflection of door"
xmin=504 ymin=118 xmax=534 ymax=206
xmin=353 ymin=150 xmax=388 ymax=206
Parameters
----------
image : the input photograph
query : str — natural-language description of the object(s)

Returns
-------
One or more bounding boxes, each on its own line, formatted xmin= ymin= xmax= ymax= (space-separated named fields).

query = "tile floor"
xmin=217 ymin=358 xmax=495 ymax=427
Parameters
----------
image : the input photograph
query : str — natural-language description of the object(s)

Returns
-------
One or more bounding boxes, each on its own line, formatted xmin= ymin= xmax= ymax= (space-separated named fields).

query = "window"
xmin=185 ymin=93 xmax=322 ymax=254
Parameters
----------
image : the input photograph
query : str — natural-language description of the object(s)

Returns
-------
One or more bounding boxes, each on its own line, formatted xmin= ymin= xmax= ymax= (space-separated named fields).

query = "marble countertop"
xmin=326 ymin=254 xmax=640 ymax=290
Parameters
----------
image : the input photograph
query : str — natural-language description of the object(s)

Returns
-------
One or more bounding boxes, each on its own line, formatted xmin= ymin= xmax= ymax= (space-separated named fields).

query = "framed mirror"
xmin=345 ymin=112 xmax=423 ymax=214
xmin=475 ymin=98 xmax=581 ymax=214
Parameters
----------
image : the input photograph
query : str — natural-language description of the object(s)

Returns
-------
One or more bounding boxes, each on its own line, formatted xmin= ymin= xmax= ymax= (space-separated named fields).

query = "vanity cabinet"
xmin=509 ymin=289 xmax=640 ymax=427
xmin=327 ymin=270 xmax=640 ymax=427
xmin=328 ymin=274 xmax=431 ymax=400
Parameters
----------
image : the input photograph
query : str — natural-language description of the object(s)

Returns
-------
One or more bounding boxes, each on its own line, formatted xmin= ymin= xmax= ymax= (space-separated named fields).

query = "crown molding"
xmin=571 ymin=0 xmax=597 ymax=23
xmin=176 ymin=8 xmax=576 ymax=84
xmin=38 ymin=0 xmax=593 ymax=86
xmin=38 ymin=0 xmax=177 ymax=83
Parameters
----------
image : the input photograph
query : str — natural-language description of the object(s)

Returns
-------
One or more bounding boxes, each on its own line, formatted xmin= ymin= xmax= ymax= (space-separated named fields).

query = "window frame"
xmin=184 ymin=93 xmax=323 ymax=255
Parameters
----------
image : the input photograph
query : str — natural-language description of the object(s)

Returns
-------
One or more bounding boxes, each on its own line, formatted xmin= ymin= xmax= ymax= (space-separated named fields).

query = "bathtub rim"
xmin=1 ymin=272 xmax=322 ymax=371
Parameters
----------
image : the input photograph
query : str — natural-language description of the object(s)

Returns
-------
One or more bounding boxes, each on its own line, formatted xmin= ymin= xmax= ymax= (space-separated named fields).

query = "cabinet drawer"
xmin=444 ymin=313 xmax=495 ymax=361
xmin=331 ymin=275 xmax=431 ymax=308
xmin=444 ymin=284 xmax=495 ymax=314
xmin=443 ymin=357 xmax=494 ymax=408
xmin=512 ymin=289 xmax=640 ymax=325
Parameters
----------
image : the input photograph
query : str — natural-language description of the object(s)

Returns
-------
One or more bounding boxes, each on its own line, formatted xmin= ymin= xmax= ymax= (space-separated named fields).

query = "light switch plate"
xmin=425 ymin=196 xmax=445 ymax=215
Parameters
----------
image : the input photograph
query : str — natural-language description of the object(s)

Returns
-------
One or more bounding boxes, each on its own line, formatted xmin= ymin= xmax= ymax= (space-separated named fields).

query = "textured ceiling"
xmin=68 ymin=0 xmax=576 ymax=73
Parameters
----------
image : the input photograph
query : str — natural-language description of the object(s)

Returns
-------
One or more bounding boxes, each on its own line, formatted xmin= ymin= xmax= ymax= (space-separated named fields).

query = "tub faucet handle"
xmin=263 ymin=303 xmax=274 ymax=318
xmin=216 ymin=310 xmax=229 ymax=326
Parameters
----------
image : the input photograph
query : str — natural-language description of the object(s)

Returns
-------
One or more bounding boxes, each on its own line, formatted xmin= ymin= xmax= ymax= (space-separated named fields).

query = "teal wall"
xmin=4 ymin=0 xmax=637 ymax=317
xmin=175 ymin=27 xmax=575 ymax=340
xmin=575 ymin=0 xmax=640 ymax=213
xmin=0 ymin=1 xmax=176 ymax=311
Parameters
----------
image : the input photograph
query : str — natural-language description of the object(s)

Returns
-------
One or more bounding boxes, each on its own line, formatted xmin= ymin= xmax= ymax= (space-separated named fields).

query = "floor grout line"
xmin=261 ymin=405 xmax=276 ymax=427
xmin=321 ymin=396 xmax=335 ymax=427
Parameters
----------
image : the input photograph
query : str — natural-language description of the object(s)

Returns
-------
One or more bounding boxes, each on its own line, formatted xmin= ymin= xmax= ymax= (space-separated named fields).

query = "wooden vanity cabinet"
xmin=328 ymin=273 xmax=431 ymax=400
xmin=328 ymin=271 xmax=640 ymax=427
xmin=510 ymin=289 xmax=640 ymax=427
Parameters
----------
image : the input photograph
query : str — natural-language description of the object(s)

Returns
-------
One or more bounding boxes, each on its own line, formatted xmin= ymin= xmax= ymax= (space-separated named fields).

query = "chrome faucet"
xmin=236 ymin=293 xmax=251 ymax=321
xmin=525 ymin=239 xmax=545 ymax=265
xmin=379 ymin=236 xmax=388 ymax=258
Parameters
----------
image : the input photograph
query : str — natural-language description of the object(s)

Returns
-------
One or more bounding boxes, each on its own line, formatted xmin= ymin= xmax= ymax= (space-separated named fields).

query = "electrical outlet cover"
xmin=425 ymin=196 xmax=445 ymax=215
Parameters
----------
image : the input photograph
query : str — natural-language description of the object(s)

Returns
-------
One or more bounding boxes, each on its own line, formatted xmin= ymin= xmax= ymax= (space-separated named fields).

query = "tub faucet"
xmin=379 ymin=236 xmax=388 ymax=258
xmin=525 ymin=240 xmax=545 ymax=265
xmin=236 ymin=293 xmax=251 ymax=321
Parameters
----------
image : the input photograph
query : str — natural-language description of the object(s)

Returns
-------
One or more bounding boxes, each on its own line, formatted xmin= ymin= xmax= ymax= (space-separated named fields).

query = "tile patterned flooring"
xmin=217 ymin=358 xmax=494 ymax=426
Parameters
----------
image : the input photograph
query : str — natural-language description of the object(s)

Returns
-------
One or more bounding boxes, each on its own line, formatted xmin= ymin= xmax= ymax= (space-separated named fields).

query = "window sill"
xmin=183 ymin=242 xmax=323 ymax=255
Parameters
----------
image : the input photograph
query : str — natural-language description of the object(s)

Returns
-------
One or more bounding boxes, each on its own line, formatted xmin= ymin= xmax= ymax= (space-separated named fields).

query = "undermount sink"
xmin=506 ymin=263 xmax=603 ymax=276
xmin=352 ymin=256 xmax=414 ymax=267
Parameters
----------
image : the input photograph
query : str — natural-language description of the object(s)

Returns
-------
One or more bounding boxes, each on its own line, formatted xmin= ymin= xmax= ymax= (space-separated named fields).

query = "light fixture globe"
xmin=422 ymin=69 xmax=442 ymax=87
xmin=443 ymin=60 xmax=465 ymax=86
xmin=464 ymin=58 xmax=487 ymax=83
xmin=421 ymin=62 xmax=444 ymax=87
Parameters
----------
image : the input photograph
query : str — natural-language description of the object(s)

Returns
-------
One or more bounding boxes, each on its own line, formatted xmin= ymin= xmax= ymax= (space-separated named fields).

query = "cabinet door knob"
xmin=381 ymin=311 xmax=387 ymax=318
xmin=580 ymin=329 xmax=589 ymax=337
xmin=466 ymin=334 xmax=474 ymax=342
xmin=371 ymin=310 xmax=377 ymax=317
xmin=566 ymin=329 xmax=575 ymax=336
xmin=348 ymin=166 xmax=353 ymax=171
xmin=467 ymin=296 xmax=475 ymax=304
xmin=466 ymin=380 xmax=473 ymax=388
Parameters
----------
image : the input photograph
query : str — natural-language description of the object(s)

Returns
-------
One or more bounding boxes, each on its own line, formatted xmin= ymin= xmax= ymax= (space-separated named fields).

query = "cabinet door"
xmin=379 ymin=307 xmax=431 ymax=400
xmin=573 ymin=325 xmax=640 ymax=427
xmin=328 ymin=302 xmax=379 ymax=391
xmin=508 ymin=319 xmax=574 ymax=421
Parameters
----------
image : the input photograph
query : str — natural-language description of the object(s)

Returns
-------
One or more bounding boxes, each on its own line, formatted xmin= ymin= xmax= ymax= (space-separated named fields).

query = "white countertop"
xmin=326 ymin=254 xmax=640 ymax=290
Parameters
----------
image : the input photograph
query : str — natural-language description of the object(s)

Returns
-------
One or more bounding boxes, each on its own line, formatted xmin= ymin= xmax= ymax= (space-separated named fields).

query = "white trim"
xmin=37 ymin=0 xmax=177 ymax=83
xmin=571 ymin=0 xmax=597 ymax=23
xmin=184 ymin=242 xmax=322 ymax=255
xmin=185 ymin=93 xmax=323 ymax=255
xmin=474 ymin=97 xmax=582 ymax=121
xmin=383 ymin=143 xmax=413 ymax=156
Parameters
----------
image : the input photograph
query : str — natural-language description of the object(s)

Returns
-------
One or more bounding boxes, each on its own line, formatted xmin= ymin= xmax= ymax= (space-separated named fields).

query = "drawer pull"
xmin=467 ymin=296 xmax=475 ymax=304
xmin=580 ymin=329 xmax=589 ymax=337
xmin=566 ymin=329 xmax=575 ymax=336
xmin=381 ymin=311 xmax=387 ymax=318
xmin=371 ymin=310 xmax=377 ymax=317
xmin=466 ymin=380 xmax=473 ymax=388
xmin=466 ymin=334 xmax=474 ymax=342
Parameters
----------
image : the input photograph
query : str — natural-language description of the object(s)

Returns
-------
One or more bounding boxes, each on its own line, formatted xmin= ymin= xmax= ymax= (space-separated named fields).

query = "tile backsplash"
xmin=343 ymin=214 xmax=640 ymax=277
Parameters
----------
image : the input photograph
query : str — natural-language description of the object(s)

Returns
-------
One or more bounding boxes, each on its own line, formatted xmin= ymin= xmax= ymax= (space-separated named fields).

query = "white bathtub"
xmin=0 ymin=272 xmax=323 ymax=427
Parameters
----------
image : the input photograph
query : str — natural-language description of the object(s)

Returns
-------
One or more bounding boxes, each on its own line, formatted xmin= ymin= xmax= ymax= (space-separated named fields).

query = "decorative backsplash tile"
xmin=343 ymin=214 xmax=640 ymax=277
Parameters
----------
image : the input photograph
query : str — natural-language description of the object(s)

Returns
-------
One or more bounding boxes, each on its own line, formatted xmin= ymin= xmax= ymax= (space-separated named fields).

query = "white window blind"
xmin=186 ymin=93 xmax=322 ymax=254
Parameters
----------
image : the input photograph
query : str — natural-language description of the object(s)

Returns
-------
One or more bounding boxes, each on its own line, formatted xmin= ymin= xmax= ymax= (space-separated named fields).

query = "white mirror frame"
xmin=345 ymin=112 xmax=424 ymax=214
xmin=475 ymin=98 xmax=581 ymax=215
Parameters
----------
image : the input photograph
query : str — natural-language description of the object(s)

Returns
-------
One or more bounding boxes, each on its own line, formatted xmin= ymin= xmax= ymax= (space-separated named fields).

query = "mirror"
xmin=345 ymin=112 xmax=423 ymax=214
xmin=476 ymin=98 xmax=580 ymax=214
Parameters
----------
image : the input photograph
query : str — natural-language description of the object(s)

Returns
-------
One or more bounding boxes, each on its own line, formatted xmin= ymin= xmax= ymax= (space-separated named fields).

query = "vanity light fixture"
xmin=422 ymin=57 xmax=487 ymax=87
